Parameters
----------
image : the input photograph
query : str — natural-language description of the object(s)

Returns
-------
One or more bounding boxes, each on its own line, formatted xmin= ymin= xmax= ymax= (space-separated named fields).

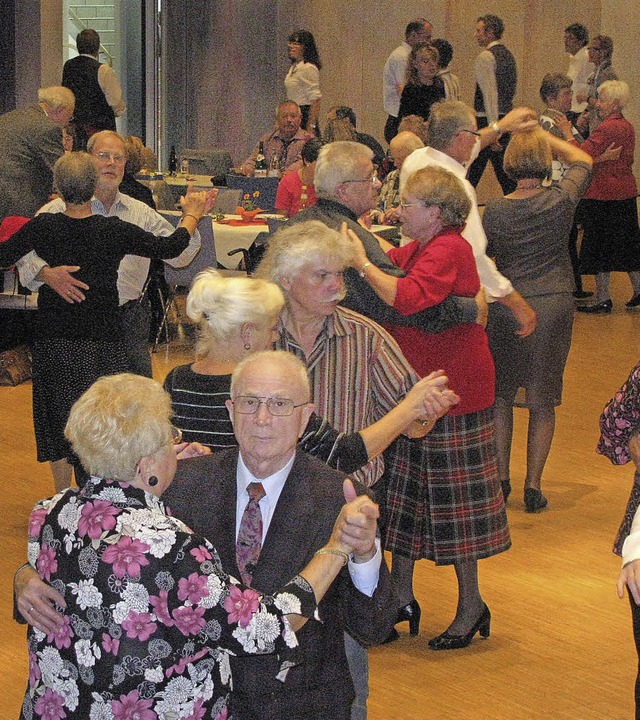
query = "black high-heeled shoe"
xmin=501 ymin=479 xmax=512 ymax=503
xmin=397 ymin=598 xmax=421 ymax=635
xmin=427 ymin=604 xmax=491 ymax=651
xmin=524 ymin=487 xmax=548 ymax=513
xmin=381 ymin=598 xmax=422 ymax=643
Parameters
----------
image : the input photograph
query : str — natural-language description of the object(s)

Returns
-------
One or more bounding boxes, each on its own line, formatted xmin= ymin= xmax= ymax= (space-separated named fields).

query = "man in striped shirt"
xmin=258 ymin=218 xmax=428 ymax=720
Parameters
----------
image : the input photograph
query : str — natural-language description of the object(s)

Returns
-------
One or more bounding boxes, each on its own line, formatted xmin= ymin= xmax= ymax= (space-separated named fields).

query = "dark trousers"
xmin=467 ymin=117 xmax=516 ymax=195
xmin=384 ymin=115 xmax=399 ymax=144
xmin=629 ymin=591 xmax=640 ymax=719
xmin=120 ymin=298 xmax=153 ymax=378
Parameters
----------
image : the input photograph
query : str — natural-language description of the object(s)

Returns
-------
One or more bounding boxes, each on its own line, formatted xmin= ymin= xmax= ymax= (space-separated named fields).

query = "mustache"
xmin=328 ymin=288 xmax=347 ymax=302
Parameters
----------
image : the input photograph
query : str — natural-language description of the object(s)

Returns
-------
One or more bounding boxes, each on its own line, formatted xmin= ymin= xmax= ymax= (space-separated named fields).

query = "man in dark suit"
xmin=14 ymin=350 xmax=390 ymax=719
xmin=0 ymin=86 xmax=74 ymax=221
xmin=164 ymin=350 xmax=395 ymax=720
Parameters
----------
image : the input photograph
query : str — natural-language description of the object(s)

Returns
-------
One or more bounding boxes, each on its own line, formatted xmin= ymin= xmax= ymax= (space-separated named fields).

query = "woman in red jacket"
xmin=577 ymin=80 xmax=640 ymax=313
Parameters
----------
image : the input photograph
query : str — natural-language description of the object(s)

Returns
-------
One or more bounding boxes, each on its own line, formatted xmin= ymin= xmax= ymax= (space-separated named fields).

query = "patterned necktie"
xmin=236 ymin=482 xmax=266 ymax=586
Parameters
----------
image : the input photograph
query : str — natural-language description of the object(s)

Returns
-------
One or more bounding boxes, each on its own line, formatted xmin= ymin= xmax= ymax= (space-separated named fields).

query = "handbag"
xmin=0 ymin=344 xmax=32 ymax=386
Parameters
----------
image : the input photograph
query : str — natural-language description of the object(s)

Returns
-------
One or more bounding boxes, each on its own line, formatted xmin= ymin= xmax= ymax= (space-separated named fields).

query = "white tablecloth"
xmin=213 ymin=216 xmax=270 ymax=269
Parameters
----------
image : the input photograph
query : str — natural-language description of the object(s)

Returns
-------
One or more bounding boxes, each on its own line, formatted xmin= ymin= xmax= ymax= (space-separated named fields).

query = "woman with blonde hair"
xmin=164 ymin=268 xmax=457 ymax=469
xmin=397 ymin=43 xmax=445 ymax=124
xmin=19 ymin=372 xmax=373 ymax=718
xmin=483 ymin=128 xmax=592 ymax=511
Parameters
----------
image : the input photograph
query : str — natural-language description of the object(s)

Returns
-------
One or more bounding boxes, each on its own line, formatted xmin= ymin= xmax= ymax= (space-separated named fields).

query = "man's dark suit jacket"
xmin=164 ymin=448 xmax=396 ymax=720
xmin=0 ymin=105 xmax=64 ymax=221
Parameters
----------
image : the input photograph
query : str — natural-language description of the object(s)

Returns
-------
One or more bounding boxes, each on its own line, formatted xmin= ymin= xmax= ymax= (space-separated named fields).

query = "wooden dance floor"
xmin=1 ymin=274 xmax=638 ymax=719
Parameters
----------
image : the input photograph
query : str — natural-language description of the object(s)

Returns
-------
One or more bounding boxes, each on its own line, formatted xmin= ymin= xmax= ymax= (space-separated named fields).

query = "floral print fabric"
xmin=21 ymin=476 xmax=315 ymax=719
xmin=597 ymin=361 xmax=640 ymax=466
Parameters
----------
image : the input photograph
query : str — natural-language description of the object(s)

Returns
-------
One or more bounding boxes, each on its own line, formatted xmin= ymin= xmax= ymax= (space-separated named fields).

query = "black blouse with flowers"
xmin=22 ymin=476 xmax=316 ymax=719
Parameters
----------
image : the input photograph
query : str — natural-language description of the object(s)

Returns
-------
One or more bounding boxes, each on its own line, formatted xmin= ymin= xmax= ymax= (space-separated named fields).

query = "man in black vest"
xmin=62 ymin=28 xmax=125 ymax=150
xmin=467 ymin=14 xmax=517 ymax=194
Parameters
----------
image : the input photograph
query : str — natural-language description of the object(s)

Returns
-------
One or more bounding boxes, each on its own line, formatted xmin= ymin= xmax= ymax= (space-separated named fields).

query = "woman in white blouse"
xmin=285 ymin=30 xmax=322 ymax=134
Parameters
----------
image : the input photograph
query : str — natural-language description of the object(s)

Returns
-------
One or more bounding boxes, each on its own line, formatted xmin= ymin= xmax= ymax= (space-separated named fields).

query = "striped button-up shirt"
xmin=276 ymin=306 xmax=418 ymax=487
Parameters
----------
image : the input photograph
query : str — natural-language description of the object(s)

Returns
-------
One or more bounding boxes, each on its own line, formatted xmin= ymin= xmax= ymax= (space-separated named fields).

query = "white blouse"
xmin=284 ymin=61 xmax=322 ymax=106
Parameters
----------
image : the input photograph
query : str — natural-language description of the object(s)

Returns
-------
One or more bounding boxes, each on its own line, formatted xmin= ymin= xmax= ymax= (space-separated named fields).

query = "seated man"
xmin=326 ymin=106 xmax=386 ymax=167
xmin=238 ymin=100 xmax=312 ymax=176
xmin=15 ymin=350 xmax=393 ymax=720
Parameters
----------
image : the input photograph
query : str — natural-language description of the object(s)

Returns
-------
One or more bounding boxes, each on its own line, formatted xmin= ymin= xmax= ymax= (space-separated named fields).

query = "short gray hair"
xmin=230 ymin=350 xmax=311 ymax=402
xmin=427 ymin=100 xmax=476 ymax=151
xmin=38 ymin=86 xmax=75 ymax=113
xmin=186 ymin=268 xmax=284 ymax=355
xmin=314 ymin=141 xmax=373 ymax=199
xmin=404 ymin=165 xmax=471 ymax=227
xmin=87 ymin=130 xmax=126 ymax=154
xmin=65 ymin=374 xmax=174 ymax=484
xmin=256 ymin=220 xmax=353 ymax=287
xmin=599 ymin=80 xmax=630 ymax=109
xmin=53 ymin=152 xmax=98 ymax=205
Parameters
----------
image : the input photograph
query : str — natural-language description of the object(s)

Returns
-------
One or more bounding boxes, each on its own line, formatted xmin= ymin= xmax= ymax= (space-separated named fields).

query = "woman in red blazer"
xmin=577 ymin=80 xmax=640 ymax=313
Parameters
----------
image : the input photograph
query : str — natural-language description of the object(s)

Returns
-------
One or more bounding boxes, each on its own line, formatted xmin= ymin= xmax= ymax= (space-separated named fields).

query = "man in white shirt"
xmin=14 ymin=130 xmax=203 ymax=378
xmin=62 ymin=29 xmax=126 ymax=149
xmin=382 ymin=18 xmax=433 ymax=143
xmin=564 ymin=23 xmax=594 ymax=124
xmin=467 ymin=14 xmax=518 ymax=194
xmin=401 ymin=99 xmax=538 ymax=336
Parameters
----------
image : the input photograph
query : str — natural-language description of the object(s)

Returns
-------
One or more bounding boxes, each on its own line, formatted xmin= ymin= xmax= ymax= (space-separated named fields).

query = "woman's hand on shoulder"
xmin=341 ymin=222 xmax=368 ymax=269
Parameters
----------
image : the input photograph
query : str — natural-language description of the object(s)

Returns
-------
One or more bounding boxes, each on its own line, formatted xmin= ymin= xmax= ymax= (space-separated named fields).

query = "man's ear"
xmin=225 ymin=399 xmax=235 ymax=426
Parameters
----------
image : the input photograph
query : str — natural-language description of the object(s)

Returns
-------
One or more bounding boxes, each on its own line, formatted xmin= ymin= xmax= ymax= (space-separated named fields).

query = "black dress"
xmin=0 ymin=213 xmax=189 ymax=463
xmin=397 ymin=78 xmax=446 ymax=123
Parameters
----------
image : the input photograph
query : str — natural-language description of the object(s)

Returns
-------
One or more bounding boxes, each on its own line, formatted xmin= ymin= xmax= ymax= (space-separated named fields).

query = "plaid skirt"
xmin=32 ymin=338 xmax=129 ymax=463
xmin=383 ymin=408 xmax=511 ymax=564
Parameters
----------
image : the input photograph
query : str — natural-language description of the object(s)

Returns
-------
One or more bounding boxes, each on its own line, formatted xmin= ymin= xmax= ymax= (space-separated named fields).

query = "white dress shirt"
xmin=400 ymin=145 xmax=514 ymax=299
xmin=474 ymin=40 xmax=502 ymax=123
xmin=77 ymin=53 xmax=126 ymax=117
xmin=567 ymin=46 xmax=594 ymax=113
xmin=15 ymin=192 xmax=201 ymax=303
xmin=383 ymin=42 xmax=411 ymax=117
xmin=236 ymin=451 xmax=382 ymax=597
xmin=284 ymin=61 xmax=322 ymax=106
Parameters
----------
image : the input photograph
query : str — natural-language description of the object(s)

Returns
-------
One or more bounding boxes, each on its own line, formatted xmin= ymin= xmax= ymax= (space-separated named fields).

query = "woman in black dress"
xmin=0 ymin=151 xmax=211 ymax=491
xmin=397 ymin=43 xmax=445 ymax=124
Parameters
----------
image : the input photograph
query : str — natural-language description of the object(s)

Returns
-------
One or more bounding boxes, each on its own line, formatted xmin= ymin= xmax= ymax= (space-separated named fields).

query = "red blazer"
xmin=582 ymin=113 xmax=638 ymax=201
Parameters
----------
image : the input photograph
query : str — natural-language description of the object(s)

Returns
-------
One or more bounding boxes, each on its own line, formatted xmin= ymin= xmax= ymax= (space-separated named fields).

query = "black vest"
xmin=474 ymin=44 xmax=517 ymax=116
xmin=62 ymin=55 xmax=116 ymax=130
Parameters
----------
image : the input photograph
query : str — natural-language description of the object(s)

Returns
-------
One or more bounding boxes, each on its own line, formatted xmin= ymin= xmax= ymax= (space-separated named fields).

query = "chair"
xmin=180 ymin=148 xmax=232 ymax=183
xmin=211 ymin=188 xmax=242 ymax=214
xmin=152 ymin=213 xmax=218 ymax=349
xmin=225 ymin=174 xmax=280 ymax=212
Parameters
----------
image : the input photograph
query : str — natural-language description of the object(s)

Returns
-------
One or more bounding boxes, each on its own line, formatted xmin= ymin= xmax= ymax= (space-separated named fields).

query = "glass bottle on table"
xmin=169 ymin=145 xmax=177 ymax=176
xmin=254 ymin=142 xmax=267 ymax=177
xmin=268 ymin=151 xmax=280 ymax=178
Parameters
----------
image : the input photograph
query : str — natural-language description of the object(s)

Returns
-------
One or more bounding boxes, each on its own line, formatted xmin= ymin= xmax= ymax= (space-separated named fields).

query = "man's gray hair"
xmin=314 ymin=141 xmax=373 ymax=199
xmin=38 ymin=86 xmax=75 ymax=112
xmin=230 ymin=350 xmax=311 ymax=403
xmin=427 ymin=100 xmax=476 ymax=151
xmin=256 ymin=220 xmax=353 ymax=288
xmin=87 ymin=130 xmax=126 ymax=153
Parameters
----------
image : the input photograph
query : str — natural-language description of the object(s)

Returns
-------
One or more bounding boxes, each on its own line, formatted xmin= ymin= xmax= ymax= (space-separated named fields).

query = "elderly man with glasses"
xmin=288 ymin=140 xmax=481 ymax=333
xmin=14 ymin=130 xmax=206 ymax=378
xmin=16 ymin=350 xmax=392 ymax=720
xmin=401 ymin=100 xmax=539 ymax=339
